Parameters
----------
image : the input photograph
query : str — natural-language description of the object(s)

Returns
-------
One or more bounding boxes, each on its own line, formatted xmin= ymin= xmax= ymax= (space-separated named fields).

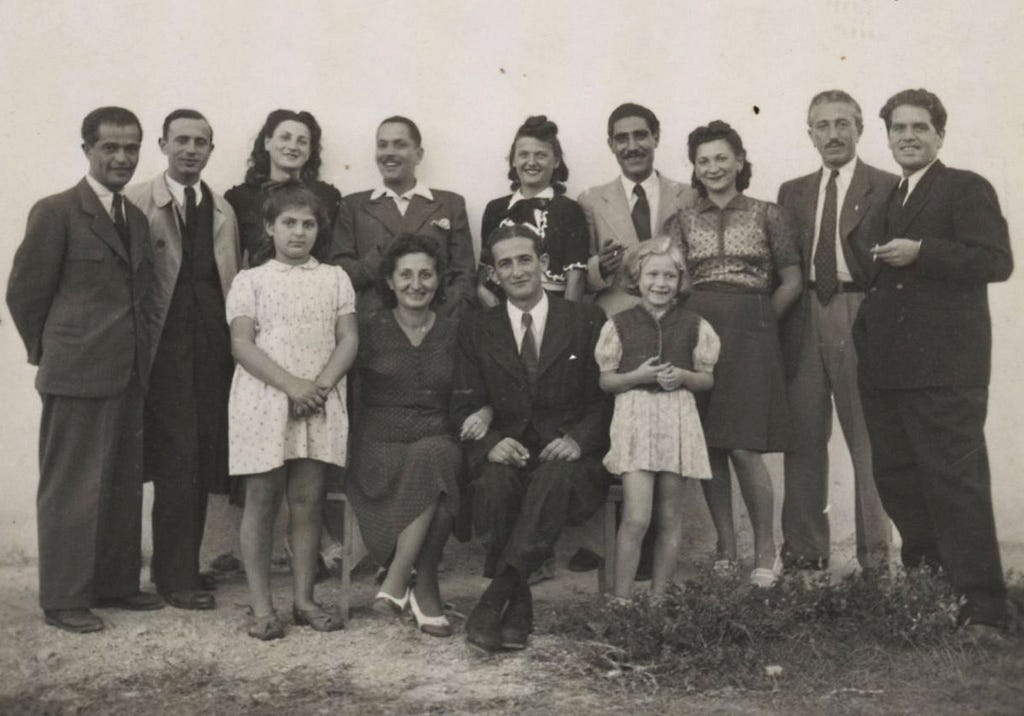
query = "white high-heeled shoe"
xmin=372 ymin=588 xmax=409 ymax=616
xmin=749 ymin=554 xmax=783 ymax=589
xmin=408 ymin=589 xmax=453 ymax=637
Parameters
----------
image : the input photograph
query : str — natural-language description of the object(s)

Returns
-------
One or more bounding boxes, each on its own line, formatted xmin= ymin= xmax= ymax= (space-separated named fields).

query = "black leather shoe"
xmin=94 ymin=591 xmax=165 ymax=611
xmin=162 ymin=589 xmax=216 ymax=610
xmin=199 ymin=572 xmax=218 ymax=591
xmin=44 ymin=608 xmax=104 ymax=633
xmin=567 ymin=548 xmax=603 ymax=573
xmin=465 ymin=596 xmax=505 ymax=653
xmin=500 ymin=584 xmax=533 ymax=650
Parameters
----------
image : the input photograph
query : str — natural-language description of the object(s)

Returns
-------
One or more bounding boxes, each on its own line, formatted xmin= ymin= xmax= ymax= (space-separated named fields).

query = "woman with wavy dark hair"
xmin=225 ymin=110 xmax=342 ymax=265
xmin=478 ymin=115 xmax=589 ymax=305
xmin=665 ymin=120 xmax=802 ymax=588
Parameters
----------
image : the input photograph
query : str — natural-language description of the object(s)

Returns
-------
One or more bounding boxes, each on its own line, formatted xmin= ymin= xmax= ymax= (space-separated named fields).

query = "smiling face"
xmin=160 ymin=118 xmax=213 ymax=185
xmin=608 ymin=115 xmax=658 ymax=183
xmin=376 ymin=121 xmax=423 ymax=194
xmin=638 ymin=253 xmax=681 ymax=310
xmin=808 ymin=101 xmax=860 ymax=170
xmin=387 ymin=251 xmax=439 ymax=311
xmin=267 ymin=205 xmax=318 ymax=264
xmin=887 ymin=104 xmax=944 ymax=175
xmin=264 ymin=119 xmax=312 ymax=179
xmin=490 ymin=236 xmax=548 ymax=309
xmin=513 ymin=136 xmax=559 ymax=194
xmin=694 ymin=139 xmax=744 ymax=197
xmin=83 ymin=122 xmax=142 ymax=191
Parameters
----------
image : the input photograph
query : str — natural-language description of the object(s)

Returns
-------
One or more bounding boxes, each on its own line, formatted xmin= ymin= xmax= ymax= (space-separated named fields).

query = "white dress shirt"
xmin=371 ymin=181 xmax=434 ymax=215
xmin=902 ymin=159 xmax=939 ymax=205
xmin=506 ymin=291 xmax=549 ymax=353
xmin=85 ymin=174 xmax=118 ymax=218
xmin=810 ymin=156 xmax=857 ymax=282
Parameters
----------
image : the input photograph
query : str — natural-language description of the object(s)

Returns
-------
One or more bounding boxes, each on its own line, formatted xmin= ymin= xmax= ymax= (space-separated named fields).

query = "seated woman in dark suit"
xmin=346 ymin=234 xmax=485 ymax=637
xmin=479 ymin=115 xmax=589 ymax=305
xmin=225 ymin=109 xmax=342 ymax=265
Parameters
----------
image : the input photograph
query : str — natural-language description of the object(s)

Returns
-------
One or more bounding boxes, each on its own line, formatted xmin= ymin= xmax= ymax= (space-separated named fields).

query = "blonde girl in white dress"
xmin=226 ymin=183 xmax=358 ymax=639
xmin=596 ymin=238 xmax=720 ymax=601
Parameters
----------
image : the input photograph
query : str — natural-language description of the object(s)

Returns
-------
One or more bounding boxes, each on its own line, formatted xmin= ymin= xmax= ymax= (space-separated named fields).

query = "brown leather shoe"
xmin=162 ymin=589 xmax=215 ymax=610
xmin=44 ymin=609 xmax=104 ymax=633
xmin=94 ymin=591 xmax=165 ymax=611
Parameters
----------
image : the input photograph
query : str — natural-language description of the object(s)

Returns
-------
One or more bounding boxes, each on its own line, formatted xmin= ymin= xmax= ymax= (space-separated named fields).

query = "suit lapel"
xmin=600 ymin=180 xmax=639 ymax=245
xmin=78 ymin=180 xmax=130 ymax=264
xmin=484 ymin=307 xmax=527 ymax=382
xmin=839 ymin=160 xmax=871 ymax=241
xmin=401 ymin=194 xmax=441 ymax=234
xmin=798 ymin=171 xmax=821 ymax=272
xmin=362 ymin=195 xmax=403 ymax=236
xmin=537 ymin=298 xmax=572 ymax=377
xmin=127 ymin=202 xmax=149 ymax=271
xmin=654 ymin=175 xmax=679 ymax=231
xmin=892 ymin=161 xmax=942 ymax=236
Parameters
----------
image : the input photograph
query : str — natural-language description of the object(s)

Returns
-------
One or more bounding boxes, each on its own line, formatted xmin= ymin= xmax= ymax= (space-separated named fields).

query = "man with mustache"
xmin=776 ymin=90 xmax=896 ymax=575
xmin=853 ymin=89 xmax=1013 ymax=643
xmin=7 ymin=107 xmax=160 ymax=632
xmin=579 ymin=103 xmax=697 ymax=317
xmin=126 ymin=109 xmax=241 ymax=610
xmin=331 ymin=116 xmax=476 ymax=318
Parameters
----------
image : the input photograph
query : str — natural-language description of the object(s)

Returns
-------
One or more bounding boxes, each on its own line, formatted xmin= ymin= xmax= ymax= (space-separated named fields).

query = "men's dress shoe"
xmin=199 ymin=572 xmax=218 ymax=591
xmin=94 ymin=591 xmax=165 ymax=611
xmin=210 ymin=553 xmax=241 ymax=573
xmin=465 ymin=596 xmax=505 ymax=653
xmin=567 ymin=548 xmax=603 ymax=573
xmin=44 ymin=609 xmax=104 ymax=633
xmin=500 ymin=584 xmax=533 ymax=650
xmin=163 ymin=589 xmax=216 ymax=610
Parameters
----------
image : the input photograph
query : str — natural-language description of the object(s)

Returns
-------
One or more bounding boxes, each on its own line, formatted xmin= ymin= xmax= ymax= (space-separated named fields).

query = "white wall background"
xmin=1 ymin=0 xmax=1022 ymax=562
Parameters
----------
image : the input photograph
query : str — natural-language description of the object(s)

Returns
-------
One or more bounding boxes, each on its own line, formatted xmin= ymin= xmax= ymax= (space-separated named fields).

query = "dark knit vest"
xmin=612 ymin=304 xmax=701 ymax=375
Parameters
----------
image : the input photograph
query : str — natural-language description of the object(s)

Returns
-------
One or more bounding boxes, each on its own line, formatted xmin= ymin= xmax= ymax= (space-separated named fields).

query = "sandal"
xmin=409 ymin=589 xmax=452 ymax=638
xmin=247 ymin=611 xmax=285 ymax=641
xmin=293 ymin=603 xmax=344 ymax=632
xmin=371 ymin=588 xmax=409 ymax=616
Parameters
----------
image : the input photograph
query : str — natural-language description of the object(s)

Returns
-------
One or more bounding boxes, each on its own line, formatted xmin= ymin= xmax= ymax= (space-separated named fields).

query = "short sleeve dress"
xmin=345 ymin=311 xmax=463 ymax=563
xmin=596 ymin=316 xmax=720 ymax=478
xmin=225 ymin=258 xmax=355 ymax=475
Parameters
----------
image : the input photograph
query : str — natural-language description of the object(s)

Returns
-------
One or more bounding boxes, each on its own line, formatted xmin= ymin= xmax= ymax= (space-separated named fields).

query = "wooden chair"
xmin=324 ymin=489 xmax=357 ymax=620
xmin=597 ymin=483 xmax=624 ymax=594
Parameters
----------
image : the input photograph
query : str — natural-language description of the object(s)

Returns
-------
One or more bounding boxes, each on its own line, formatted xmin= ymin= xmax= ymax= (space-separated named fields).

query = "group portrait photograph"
xmin=1 ymin=0 xmax=1022 ymax=713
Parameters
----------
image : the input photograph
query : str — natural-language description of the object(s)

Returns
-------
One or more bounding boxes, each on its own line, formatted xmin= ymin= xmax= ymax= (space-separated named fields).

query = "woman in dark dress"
xmin=225 ymin=109 xmax=342 ymax=265
xmin=346 ymin=234 xmax=467 ymax=637
xmin=478 ymin=115 xmax=589 ymax=305
xmin=665 ymin=121 xmax=802 ymax=588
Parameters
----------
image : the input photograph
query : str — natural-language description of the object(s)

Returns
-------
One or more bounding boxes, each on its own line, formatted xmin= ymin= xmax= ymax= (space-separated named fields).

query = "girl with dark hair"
xmin=665 ymin=120 xmax=802 ymax=588
xmin=479 ymin=115 xmax=589 ymax=305
xmin=225 ymin=109 xmax=342 ymax=265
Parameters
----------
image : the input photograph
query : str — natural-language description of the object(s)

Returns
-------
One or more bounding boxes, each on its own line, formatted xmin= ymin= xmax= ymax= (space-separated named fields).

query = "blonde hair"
xmin=624 ymin=236 xmax=688 ymax=297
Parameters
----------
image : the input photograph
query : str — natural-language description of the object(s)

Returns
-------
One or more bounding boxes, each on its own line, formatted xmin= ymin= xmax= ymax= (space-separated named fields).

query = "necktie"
xmin=631 ymin=184 xmax=651 ymax=240
xmin=520 ymin=312 xmax=539 ymax=388
xmin=184 ymin=185 xmax=198 ymax=248
xmin=813 ymin=169 xmax=840 ymax=304
xmin=896 ymin=178 xmax=908 ymax=206
xmin=112 ymin=192 xmax=131 ymax=257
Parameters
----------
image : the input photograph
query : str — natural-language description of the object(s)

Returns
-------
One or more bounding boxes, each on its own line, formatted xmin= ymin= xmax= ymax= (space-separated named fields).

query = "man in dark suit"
xmin=777 ymin=90 xmax=897 ymax=574
xmin=453 ymin=223 xmax=610 ymax=653
xmin=7 ymin=107 xmax=161 ymax=632
xmin=579 ymin=102 xmax=696 ymax=317
xmin=330 ymin=115 xmax=476 ymax=317
xmin=854 ymin=89 xmax=1013 ymax=637
xmin=126 ymin=109 xmax=241 ymax=610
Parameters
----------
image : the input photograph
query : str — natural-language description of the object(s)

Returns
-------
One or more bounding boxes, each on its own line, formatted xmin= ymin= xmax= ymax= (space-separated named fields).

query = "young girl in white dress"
xmin=596 ymin=237 xmax=720 ymax=601
xmin=226 ymin=183 xmax=358 ymax=639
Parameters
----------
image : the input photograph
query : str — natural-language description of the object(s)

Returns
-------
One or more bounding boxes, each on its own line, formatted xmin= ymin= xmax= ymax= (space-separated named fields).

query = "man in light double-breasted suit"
xmin=579 ymin=103 xmax=697 ymax=317
xmin=330 ymin=115 xmax=477 ymax=318
xmin=7 ymin=107 xmax=161 ymax=633
xmin=126 ymin=109 xmax=241 ymax=611
xmin=776 ymin=90 xmax=897 ymax=574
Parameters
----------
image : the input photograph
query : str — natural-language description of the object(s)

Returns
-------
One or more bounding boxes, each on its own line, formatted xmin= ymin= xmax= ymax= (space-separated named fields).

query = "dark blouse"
xmin=665 ymin=194 xmax=799 ymax=291
xmin=480 ymin=194 xmax=589 ymax=292
xmin=224 ymin=179 xmax=342 ymax=265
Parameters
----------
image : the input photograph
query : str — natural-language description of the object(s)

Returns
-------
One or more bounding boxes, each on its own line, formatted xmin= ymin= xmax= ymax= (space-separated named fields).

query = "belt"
xmin=807 ymin=280 xmax=863 ymax=294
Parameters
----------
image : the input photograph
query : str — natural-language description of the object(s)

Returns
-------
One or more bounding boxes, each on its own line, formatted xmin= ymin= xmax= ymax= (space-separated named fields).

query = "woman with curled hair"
xmin=345 ymin=234 xmax=482 ymax=637
xmin=226 ymin=109 xmax=342 ymax=265
xmin=479 ymin=115 xmax=589 ymax=305
xmin=665 ymin=120 xmax=802 ymax=588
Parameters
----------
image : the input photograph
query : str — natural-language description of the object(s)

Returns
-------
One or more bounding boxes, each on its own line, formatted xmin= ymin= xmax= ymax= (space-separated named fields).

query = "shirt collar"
xmin=85 ymin=174 xmax=116 ymax=215
xmin=508 ymin=186 xmax=555 ymax=208
xmin=371 ymin=180 xmax=434 ymax=203
xmin=904 ymin=159 xmax=939 ymax=197
xmin=620 ymin=170 xmax=659 ymax=198
xmin=268 ymin=256 xmax=320 ymax=272
xmin=163 ymin=172 xmax=203 ymax=207
xmin=821 ymin=156 xmax=858 ymax=186
xmin=506 ymin=290 xmax=549 ymax=329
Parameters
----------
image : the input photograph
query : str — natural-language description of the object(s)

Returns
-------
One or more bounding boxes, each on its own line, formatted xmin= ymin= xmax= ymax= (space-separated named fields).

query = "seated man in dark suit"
xmin=7 ymin=107 xmax=161 ymax=633
xmin=854 ymin=89 xmax=1013 ymax=642
xmin=453 ymin=223 xmax=610 ymax=653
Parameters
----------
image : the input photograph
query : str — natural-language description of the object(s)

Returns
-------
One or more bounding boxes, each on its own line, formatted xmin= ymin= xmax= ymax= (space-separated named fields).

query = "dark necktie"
xmin=813 ymin=169 xmax=840 ymax=304
xmin=520 ymin=312 xmax=539 ymax=388
xmin=631 ymin=184 xmax=651 ymax=240
xmin=184 ymin=185 xmax=198 ymax=243
xmin=112 ymin=192 xmax=131 ymax=257
xmin=896 ymin=178 xmax=908 ymax=206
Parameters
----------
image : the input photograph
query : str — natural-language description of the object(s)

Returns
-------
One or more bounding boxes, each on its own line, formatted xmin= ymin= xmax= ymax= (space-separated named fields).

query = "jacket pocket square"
xmin=431 ymin=218 xmax=451 ymax=230
xmin=569 ymin=354 xmax=578 ymax=360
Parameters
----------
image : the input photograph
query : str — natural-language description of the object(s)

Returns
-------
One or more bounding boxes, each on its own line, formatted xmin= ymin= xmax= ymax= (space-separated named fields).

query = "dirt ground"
xmin=3 ymin=536 xmax=1024 ymax=715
